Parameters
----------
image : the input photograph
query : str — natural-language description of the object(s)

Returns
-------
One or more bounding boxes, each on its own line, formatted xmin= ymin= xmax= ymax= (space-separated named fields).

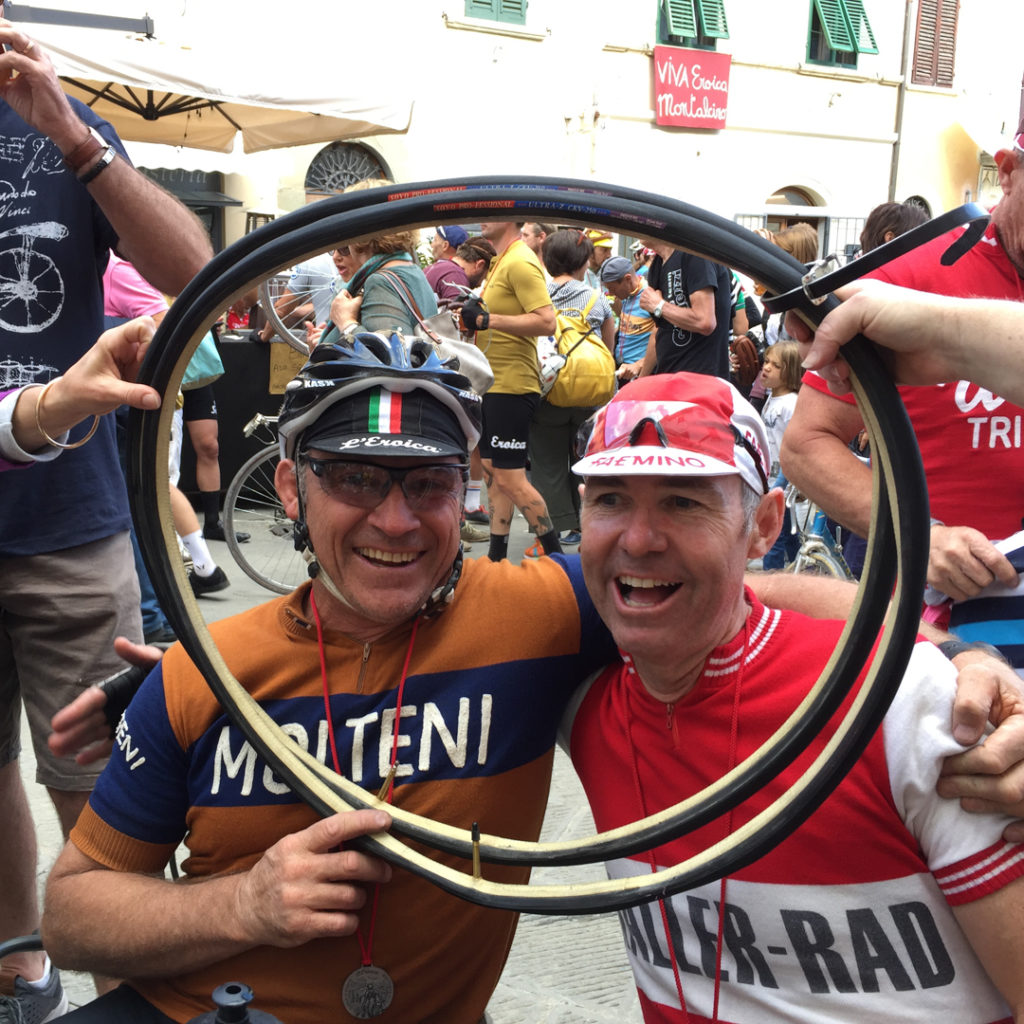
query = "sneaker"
xmin=203 ymin=520 xmax=251 ymax=544
xmin=461 ymin=522 xmax=489 ymax=543
xmin=465 ymin=506 xmax=489 ymax=524
xmin=559 ymin=530 xmax=582 ymax=546
xmin=0 ymin=968 xmax=69 ymax=1024
xmin=523 ymin=540 xmax=542 ymax=559
xmin=189 ymin=565 xmax=230 ymax=597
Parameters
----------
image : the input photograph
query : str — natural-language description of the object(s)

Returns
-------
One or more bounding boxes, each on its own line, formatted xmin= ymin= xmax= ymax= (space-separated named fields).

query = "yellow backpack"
xmin=543 ymin=291 xmax=615 ymax=409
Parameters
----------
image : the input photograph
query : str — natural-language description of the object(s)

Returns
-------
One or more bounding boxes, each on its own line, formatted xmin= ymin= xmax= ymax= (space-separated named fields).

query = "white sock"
xmin=182 ymin=530 xmax=216 ymax=576
xmin=465 ymin=481 xmax=482 ymax=511
xmin=24 ymin=955 xmax=52 ymax=988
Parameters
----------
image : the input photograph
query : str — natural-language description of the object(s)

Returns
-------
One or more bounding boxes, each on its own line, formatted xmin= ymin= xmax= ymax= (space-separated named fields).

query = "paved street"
xmin=21 ymin=509 xmax=644 ymax=1023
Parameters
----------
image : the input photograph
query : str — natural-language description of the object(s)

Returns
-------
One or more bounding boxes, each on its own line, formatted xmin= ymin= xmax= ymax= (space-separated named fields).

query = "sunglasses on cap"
xmin=578 ymin=399 xmax=769 ymax=493
xmin=304 ymin=457 xmax=469 ymax=510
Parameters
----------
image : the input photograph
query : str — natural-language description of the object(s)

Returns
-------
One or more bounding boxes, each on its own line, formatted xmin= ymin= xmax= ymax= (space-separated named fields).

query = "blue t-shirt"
xmin=615 ymin=288 xmax=653 ymax=365
xmin=0 ymin=98 xmax=129 ymax=556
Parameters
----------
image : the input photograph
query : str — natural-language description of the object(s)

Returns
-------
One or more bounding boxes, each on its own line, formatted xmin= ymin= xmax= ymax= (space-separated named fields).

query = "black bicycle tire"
xmin=128 ymin=182 xmax=921 ymax=880
xmin=127 ymin=178 xmax=929 ymax=913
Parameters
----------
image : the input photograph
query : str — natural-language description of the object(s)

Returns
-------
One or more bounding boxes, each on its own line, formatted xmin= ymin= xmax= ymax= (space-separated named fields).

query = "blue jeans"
xmin=763 ymin=473 xmax=799 ymax=571
xmin=763 ymin=505 xmax=800 ymax=570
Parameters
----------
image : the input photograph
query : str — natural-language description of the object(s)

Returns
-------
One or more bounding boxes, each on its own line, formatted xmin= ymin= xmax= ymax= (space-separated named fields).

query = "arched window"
xmin=764 ymin=186 xmax=821 ymax=235
xmin=304 ymin=143 xmax=392 ymax=195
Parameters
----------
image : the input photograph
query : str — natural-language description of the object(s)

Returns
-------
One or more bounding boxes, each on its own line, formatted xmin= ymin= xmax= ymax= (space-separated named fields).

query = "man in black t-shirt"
xmin=638 ymin=241 xmax=732 ymax=379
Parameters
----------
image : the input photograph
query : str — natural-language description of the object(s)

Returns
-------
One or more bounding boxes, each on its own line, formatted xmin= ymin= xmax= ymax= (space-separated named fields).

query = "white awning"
xmin=25 ymin=21 xmax=412 ymax=154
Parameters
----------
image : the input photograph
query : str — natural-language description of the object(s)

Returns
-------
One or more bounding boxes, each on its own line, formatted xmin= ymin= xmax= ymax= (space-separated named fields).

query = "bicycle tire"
xmin=128 ymin=178 xmax=932 ymax=914
xmin=223 ymin=444 xmax=309 ymax=595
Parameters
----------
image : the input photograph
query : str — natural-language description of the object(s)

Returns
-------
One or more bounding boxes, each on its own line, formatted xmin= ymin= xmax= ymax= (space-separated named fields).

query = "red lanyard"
xmin=310 ymin=590 xmax=421 ymax=967
xmin=624 ymin=620 xmax=748 ymax=1022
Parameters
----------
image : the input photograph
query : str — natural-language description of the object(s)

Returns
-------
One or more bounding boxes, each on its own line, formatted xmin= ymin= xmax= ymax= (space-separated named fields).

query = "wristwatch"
xmin=63 ymin=125 xmax=111 ymax=176
xmin=652 ymin=300 xmax=665 ymax=319
xmin=937 ymin=638 xmax=1011 ymax=666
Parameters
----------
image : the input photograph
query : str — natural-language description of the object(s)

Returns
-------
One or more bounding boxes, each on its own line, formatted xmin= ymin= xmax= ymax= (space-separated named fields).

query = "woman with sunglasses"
xmin=324 ymin=179 xmax=438 ymax=345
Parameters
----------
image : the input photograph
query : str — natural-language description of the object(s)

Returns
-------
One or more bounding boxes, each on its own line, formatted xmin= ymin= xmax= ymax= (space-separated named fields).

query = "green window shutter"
xmin=465 ymin=0 xmax=527 ymax=23
xmin=497 ymin=0 xmax=527 ymax=23
xmin=812 ymin=0 xmax=855 ymax=52
xmin=466 ymin=0 xmax=498 ymax=18
xmin=695 ymin=0 xmax=729 ymax=39
xmin=663 ymin=0 xmax=698 ymax=38
xmin=842 ymin=0 xmax=878 ymax=54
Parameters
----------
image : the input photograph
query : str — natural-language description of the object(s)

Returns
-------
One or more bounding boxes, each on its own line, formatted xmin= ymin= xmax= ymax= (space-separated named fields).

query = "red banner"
xmin=653 ymin=46 xmax=731 ymax=130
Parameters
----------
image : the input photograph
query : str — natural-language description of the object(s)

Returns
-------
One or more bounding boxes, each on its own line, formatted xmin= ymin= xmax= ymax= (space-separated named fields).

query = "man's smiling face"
xmin=276 ymin=451 xmax=463 ymax=640
xmin=580 ymin=472 xmax=772 ymax=698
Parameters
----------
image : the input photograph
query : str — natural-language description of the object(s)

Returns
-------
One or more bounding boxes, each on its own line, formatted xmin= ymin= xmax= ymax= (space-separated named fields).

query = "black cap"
xmin=300 ymin=386 xmax=468 ymax=459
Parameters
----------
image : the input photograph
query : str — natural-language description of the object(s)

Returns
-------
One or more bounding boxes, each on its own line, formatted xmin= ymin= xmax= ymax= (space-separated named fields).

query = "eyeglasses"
xmin=334 ymin=246 xmax=351 ymax=258
xmin=304 ymin=457 xmax=469 ymax=510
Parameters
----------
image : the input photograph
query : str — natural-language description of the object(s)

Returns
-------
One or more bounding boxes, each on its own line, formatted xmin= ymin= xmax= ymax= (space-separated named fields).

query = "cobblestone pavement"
xmin=21 ymin=509 xmax=643 ymax=1022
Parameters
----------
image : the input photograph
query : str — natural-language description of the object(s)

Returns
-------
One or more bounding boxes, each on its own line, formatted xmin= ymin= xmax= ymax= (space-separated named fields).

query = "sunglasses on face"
xmin=334 ymin=246 xmax=351 ymax=257
xmin=304 ymin=457 xmax=469 ymax=510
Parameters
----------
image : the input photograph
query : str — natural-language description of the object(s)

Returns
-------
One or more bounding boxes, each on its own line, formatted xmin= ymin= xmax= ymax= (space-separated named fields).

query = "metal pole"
xmin=4 ymin=3 xmax=154 ymax=37
xmin=888 ymin=0 xmax=915 ymax=202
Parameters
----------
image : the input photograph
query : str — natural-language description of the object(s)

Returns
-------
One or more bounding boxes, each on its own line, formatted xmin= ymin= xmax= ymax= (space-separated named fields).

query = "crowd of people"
xmin=5 ymin=12 xmax=1024 ymax=1024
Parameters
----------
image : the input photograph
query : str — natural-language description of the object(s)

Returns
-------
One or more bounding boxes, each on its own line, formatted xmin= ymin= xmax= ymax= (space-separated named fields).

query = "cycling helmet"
xmin=278 ymin=331 xmax=482 ymax=462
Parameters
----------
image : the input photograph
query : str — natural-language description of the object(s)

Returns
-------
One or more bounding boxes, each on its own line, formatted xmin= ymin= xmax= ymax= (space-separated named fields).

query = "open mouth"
xmin=617 ymin=574 xmax=681 ymax=607
xmin=357 ymin=548 xmax=418 ymax=566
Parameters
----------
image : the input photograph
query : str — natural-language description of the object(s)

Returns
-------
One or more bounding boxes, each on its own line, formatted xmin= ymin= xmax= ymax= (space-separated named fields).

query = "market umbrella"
xmin=19 ymin=19 xmax=412 ymax=153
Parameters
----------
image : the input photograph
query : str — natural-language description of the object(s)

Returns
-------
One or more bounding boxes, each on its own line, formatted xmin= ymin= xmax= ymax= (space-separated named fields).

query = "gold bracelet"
xmin=34 ymin=377 xmax=101 ymax=450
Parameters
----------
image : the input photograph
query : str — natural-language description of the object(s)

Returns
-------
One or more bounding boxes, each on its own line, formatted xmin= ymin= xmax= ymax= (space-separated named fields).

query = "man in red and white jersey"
xmin=565 ymin=371 xmax=1024 ymax=1023
xmin=781 ymin=120 xmax=1024 ymax=611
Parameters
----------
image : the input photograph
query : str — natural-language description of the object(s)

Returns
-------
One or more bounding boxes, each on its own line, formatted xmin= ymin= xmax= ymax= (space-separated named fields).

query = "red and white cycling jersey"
xmin=803 ymin=220 xmax=1024 ymax=540
xmin=565 ymin=592 xmax=1024 ymax=1023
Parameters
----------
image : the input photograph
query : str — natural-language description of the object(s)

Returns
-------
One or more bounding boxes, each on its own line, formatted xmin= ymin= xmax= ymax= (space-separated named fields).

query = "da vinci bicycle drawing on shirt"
xmin=0 ymin=219 xmax=67 ymax=333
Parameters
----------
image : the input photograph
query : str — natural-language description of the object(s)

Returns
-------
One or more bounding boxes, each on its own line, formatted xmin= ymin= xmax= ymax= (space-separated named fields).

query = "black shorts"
xmin=479 ymin=392 xmax=539 ymax=468
xmin=182 ymin=383 xmax=218 ymax=421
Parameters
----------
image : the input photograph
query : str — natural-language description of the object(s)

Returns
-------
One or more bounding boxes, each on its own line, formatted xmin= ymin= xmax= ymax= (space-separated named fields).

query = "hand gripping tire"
xmin=128 ymin=177 xmax=936 ymax=915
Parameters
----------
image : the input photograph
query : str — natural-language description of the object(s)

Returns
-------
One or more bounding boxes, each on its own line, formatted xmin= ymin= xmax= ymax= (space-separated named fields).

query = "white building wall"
xmin=117 ymin=0 xmax=1020 ymax=248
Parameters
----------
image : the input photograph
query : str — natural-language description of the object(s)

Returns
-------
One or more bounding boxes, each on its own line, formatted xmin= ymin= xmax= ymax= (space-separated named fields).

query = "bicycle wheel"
xmin=256 ymin=255 xmax=341 ymax=355
xmin=130 ymin=178 xmax=931 ymax=914
xmin=793 ymin=544 xmax=851 ymax=580
xmin=256 ymin=276 xmax=310 ymax=355
xmin=223 ymin=445 xmax=308 ymax=595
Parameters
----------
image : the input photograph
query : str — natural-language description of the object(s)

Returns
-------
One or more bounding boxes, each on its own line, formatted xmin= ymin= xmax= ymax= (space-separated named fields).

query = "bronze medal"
xmin=342 ymin=965 xmax=394 ymax=1019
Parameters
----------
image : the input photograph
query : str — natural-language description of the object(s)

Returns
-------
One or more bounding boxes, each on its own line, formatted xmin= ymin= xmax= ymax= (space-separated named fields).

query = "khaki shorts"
xmin=0 ymin=531 xmax=143 ymax=789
